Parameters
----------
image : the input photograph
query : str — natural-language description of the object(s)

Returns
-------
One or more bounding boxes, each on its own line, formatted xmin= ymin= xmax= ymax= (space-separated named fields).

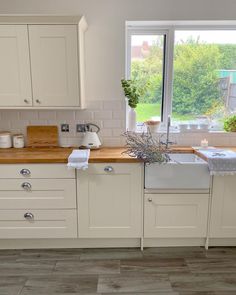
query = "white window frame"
xmin=126 ymin=21 xmax=236 ymax=128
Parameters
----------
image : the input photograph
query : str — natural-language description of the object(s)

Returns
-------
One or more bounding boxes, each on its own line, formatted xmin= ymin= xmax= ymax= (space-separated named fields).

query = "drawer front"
xmin=0 ymin=209 xmax=77 ymax=239
xmin=0 ymin=164 xmax=75 ymax=179
xmin=0 ymin=179 xmax=76 ymax=209
xmin=84 ymin=163 xmax=142 ymax=175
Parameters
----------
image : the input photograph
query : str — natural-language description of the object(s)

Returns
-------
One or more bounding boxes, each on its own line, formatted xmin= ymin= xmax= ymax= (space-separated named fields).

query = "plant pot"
xmin=145 ymin=120 xmax=160 ymax=133
xmin=128 ymin=108 xmax=137 ymax=132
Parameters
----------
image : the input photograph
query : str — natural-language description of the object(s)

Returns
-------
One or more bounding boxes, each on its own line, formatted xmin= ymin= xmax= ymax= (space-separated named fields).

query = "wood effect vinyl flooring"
xmin=0 ymin=247 xmax=236 ymax=294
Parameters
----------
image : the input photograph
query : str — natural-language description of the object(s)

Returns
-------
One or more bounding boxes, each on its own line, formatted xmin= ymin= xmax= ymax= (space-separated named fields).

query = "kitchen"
xmin=0 ymin=0 xmax=236 ymax=294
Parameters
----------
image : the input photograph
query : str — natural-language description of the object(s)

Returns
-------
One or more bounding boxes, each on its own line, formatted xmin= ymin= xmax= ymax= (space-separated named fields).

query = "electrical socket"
xmin=76 ymin=124 xmax=88 ymax=132
xmin=61 ymin=123 xmax=69 ymax=132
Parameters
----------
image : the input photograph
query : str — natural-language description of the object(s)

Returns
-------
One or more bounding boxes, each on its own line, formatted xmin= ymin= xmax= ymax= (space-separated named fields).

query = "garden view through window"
xmin=131 ymin=34 xmax=165 ymax=122
xmin=130 ymin=29 xmax=236 ymax=128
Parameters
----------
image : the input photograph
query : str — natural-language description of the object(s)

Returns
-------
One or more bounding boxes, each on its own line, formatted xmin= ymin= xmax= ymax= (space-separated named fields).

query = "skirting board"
xmin=0 ymin=238 xmax=235 ymax=250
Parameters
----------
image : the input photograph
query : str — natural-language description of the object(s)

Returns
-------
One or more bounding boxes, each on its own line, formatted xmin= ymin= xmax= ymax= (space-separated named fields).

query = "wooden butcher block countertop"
xmin=0 ymin=146 xmax=234 ymax=164
xmin=0 ymin=146 xmax=193 ymax=164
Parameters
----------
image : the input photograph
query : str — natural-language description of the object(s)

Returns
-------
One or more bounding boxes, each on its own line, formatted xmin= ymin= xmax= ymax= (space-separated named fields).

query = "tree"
xmin=130 ymin=37 xmax=236 ymax=120
xmin=173 ymin=42 xmax=221 ymax=115
xmin=131 ymin=40 xmax=164 ymax=104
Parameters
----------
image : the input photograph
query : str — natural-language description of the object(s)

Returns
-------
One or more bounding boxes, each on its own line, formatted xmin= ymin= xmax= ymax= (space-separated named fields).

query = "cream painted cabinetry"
xmin=144 ymin=193 xmax=209 ymax=238
xmin=0 ymin=16 xmax=87 ymax=109
xmin=0 ymin=25 xmax=32 ymax=107
xmin=77 ymin=163 xmax=143 ymax=238
xmin=29 ymin=25 xmax=80 ymax=107
xmin=210 ymin=175 xmax=236 ymax=238
xmin=0 ymin=164 xmax=77 ymax=239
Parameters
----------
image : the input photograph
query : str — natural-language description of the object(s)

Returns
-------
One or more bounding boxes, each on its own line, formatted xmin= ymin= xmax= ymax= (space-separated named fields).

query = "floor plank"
xmin=0 ymin=247 xmax=235 ymax=294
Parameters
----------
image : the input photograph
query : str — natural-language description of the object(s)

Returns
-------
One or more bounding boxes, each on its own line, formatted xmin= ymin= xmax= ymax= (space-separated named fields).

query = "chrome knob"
xmin=35 ymin=99 xmax=41 ymax=104
xmin=148 ymin=198 xmax=152 ymax=202
xmin=20 ymin=169 xmax=31 ymax=176
xmin=104 ymin=166 xmax=113 ymax=172
xmin=21 ymin=182 xmax=32 ymax=190
xmin=24 ymin=99 xmax=29 ymax=104
xmin=24 ymin=212 xmax=34 ymax=220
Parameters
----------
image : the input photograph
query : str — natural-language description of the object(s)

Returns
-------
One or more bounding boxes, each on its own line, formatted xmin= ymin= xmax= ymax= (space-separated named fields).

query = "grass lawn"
xmin=136 ymin=103 xmax=161 ymax=122
xmin=136 ymin=103 xmax=194 ymax=122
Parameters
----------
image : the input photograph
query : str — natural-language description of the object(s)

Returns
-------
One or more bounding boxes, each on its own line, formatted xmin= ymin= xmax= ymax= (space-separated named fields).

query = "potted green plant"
xmin=224 ymin=115 xmax=236 ymax=132
xmin=121 ymin=79 xmax=144 ymax=131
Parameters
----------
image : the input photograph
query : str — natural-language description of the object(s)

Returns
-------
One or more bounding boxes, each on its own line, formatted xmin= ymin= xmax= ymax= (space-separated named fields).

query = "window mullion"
xmin=162 ymin=27 xmax=175 ymax=126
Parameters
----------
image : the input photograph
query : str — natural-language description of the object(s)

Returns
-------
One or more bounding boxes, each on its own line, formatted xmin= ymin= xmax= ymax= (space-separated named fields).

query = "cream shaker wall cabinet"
xmin=0 ymin=16 xmax=88 ymax=109
xmin=0 ymin=25 xmax=32 ymax=107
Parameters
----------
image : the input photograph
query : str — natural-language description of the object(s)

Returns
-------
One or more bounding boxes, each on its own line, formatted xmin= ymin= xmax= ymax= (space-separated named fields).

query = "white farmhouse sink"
xmin=145 ymin=153 xmax=210 ymax=189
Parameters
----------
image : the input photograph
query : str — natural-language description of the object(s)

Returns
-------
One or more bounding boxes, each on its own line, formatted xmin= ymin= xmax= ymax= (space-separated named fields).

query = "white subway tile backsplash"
xmin=87 ymin=101 xmax=103 ymax=110
xmin=19 ymin=110 xmax=38 ymax=120
xmin=75 ymin=110 xmax=93 ymax=121
xmin=0 ymin=110 xmax=19 ymax=120
xmin=112 ymin=128 xmax=125 ymax=137
xmin=29 ymin=120 xmax=48 ymax=126
xmin=0 ymin=100 xmax=236 ymax=148
xmin=103 ymin=101 xmax=124 ymax=110
xmin=103 ymin=119 xmax=122 ymax=128
xmin=0 ymin=122 xmax=12 ymax=131
xmin=56 ymin=111 xmax=75 ymax=121
xmin=38 ymin=111 xmax=56 ymax=120
xmin=84 ymin=120 xmax=103 ymax=128
xmin=102 ymin=137 xmax=123 ymax=147
xmin=99 ymin=129 xmax=113 ymax=137
xmin=112 ymin=110 xmax=125 ymax=119
xmin=94 ymin=111 xmax=112 ymax=120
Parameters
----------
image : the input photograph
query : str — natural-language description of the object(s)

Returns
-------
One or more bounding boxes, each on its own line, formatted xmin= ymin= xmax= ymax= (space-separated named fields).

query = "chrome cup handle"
xmin=24 ymin=212 xmax=34 ymax=220
xmin=104 ymin=166 xmax=113 ymax=172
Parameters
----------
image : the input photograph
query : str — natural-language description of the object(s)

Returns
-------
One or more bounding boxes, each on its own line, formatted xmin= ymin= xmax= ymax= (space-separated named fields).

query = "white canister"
xmin=0 ymin=132 xmax=12 ymax=148
xmin=13 ymin=134 xmax=24 ymax=148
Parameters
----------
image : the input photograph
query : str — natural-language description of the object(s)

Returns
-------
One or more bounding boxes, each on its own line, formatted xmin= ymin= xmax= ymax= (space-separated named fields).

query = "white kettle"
xmin=81 ymin=123 xmax=101 ymax=149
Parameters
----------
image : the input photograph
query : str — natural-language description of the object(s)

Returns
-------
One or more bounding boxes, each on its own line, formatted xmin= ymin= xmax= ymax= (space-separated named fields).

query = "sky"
xmin=132 ymin=30 xmax=236 ymax=46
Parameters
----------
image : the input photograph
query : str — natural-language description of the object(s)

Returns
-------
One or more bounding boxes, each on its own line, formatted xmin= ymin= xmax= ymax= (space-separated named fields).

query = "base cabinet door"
xmin=77 ymin=163 xmax=143 ymax=238
xmin=144 ymin=194 xmax=209 ymax=238
xmin=210 ymin=175 xmax=236 ymax=238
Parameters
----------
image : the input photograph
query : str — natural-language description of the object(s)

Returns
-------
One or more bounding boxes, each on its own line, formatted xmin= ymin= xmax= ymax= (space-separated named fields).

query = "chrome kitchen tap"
xmin=162 ymin=115 xmax=176 ymax=149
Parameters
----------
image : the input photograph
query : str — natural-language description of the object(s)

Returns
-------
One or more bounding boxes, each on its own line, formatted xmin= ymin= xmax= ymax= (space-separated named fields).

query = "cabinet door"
xmin=210 ymin=175 xmax=236 ymax=238
xmin=77 ymin=163 xmax=143 ymax=238
xmin=0 ymin=25 xmax=32 ymax=107
xmin=144 ymin=194 xmax=209 ymax=238
xmin=29 ymin=25 xmax=79 ymax=107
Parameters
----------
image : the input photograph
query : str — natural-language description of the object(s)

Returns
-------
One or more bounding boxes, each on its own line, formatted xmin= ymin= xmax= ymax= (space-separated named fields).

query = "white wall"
xmin=1 ymin=0 xmax=236 ymax=101
xmin=0 ymin=0 xmax=236 ymax=147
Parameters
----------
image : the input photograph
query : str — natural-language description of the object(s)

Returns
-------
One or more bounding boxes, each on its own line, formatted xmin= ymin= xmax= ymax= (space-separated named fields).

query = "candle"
xmin=201 ymin=139 xmax=208 ymax=147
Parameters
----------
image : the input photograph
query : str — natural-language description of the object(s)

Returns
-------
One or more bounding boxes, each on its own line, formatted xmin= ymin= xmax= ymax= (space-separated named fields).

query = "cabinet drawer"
xmin=0 ymin=209 xmax=77 ymax=239
xmin=0 ymin=179 xmax=76 ymax=209
xmin=86 ymin=163 xmax=142 ymax=175
xmin=144 ymin=194 xmax=209 ymax=238
xmin=0 ymin=164 xmax=75 ymax=179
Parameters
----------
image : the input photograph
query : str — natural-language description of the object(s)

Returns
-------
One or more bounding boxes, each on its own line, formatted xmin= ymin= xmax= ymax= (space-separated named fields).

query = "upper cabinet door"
xmin=0 ymin=25 xmax=32 ymax=107
xmin=29 ymin=25 xmax=80 ymax=107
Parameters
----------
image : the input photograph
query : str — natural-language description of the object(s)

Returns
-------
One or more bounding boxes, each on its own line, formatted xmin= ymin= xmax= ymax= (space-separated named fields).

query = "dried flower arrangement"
xmin=123 ymin=130 xmax=171 ymax=164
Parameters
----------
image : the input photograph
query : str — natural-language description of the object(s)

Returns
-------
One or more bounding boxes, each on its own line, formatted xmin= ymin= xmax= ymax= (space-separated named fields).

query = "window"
xmin=129 ymin=33 xmax=166 ymax=122
xmin=126 ymin=23 xmax=236 ymax=130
